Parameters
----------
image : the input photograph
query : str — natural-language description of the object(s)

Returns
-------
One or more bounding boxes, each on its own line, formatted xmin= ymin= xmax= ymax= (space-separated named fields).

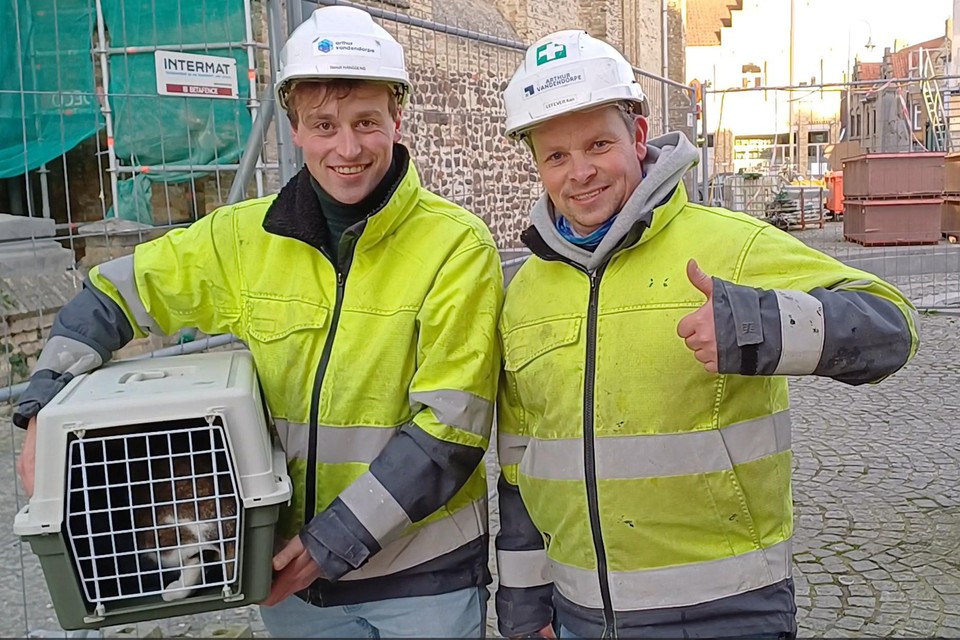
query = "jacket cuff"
xmin=12 ymin=370 xmax=73 ymax=429
xmin=496 ymin=583 xmax=554 ymax=637
xmin=300 ymin=497 xmax=381 ymax=582
xmin=713 ymin=278 xmax=783 ymax=376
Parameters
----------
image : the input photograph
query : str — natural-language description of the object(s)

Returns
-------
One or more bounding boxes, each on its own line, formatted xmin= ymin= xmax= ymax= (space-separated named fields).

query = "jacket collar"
xmin=262 ymin=144 xmax=420 ymax=253
xmin=523 ymin=183 xmax=687 ymax=268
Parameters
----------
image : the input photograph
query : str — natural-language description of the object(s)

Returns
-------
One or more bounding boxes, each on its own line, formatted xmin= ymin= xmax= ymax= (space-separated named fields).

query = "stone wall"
xmin=0 ymin=273 xmax=170 ymax=386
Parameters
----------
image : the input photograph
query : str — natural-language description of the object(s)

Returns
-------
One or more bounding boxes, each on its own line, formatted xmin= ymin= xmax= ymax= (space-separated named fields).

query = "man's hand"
xmin=16 ymin=417 xmax=38 ymax=497
xmin=261 ymin=535 xmax=323 ymax=607
xmin=677 ymin=259 xmax=718 ymax=373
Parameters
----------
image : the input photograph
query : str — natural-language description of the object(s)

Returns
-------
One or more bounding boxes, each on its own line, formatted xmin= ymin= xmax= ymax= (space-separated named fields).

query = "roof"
xmin=890 ymin=36 xmax=948 ymax=78
xmin=687 ymin=0 xmax=741 ymax=47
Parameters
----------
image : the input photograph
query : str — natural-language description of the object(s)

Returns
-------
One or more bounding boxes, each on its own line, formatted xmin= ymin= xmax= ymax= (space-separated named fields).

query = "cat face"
xmin=133 ymin=460 xmax=238 ymax=601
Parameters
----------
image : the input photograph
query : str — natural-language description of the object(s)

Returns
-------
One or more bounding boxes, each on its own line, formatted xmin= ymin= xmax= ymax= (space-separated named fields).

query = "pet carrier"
xmin=15 ymin=350 xmax=291 ymax=629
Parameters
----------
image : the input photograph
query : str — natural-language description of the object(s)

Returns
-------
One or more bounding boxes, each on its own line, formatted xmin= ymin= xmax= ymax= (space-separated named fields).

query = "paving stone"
xmin=814 ymin=595 xmax=843 ymax=609
xmin=832 ymin=616 xmax=866 ymax=632
xmin=846 ymin=596 xmax=876 ymax=608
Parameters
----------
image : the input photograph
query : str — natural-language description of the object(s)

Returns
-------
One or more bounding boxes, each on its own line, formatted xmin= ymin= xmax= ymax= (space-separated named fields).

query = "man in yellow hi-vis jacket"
xmin=14 ymin=6 xmax=502 ymax=638
xmin=494 ymin=30 xmax=917 ymax=639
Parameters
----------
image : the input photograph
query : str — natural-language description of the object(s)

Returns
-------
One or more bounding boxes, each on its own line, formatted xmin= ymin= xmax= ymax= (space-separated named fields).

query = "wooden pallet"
xmin=844 ymin=235 xmax=940 ymax=247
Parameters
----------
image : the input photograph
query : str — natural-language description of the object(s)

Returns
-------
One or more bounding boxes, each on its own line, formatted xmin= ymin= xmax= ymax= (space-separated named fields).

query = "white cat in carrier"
xmin=15 ymin=351 xmax=291 ymax=630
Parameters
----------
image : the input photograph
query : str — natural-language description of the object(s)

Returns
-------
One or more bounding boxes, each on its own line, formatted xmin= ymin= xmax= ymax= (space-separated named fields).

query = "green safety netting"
xmin=1 ymin=0 xmax=251 ymax=224
xmin=102 ymin=0 xmax=251 ymax=223
xmin=0 ymin=0 xmax=103 ymax=179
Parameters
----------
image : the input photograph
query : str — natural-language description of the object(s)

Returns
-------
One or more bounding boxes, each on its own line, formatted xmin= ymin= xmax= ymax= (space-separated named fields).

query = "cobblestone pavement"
xmin=2 ymin=246 xmax=959 ymax=636
xmin=789 ymin=312 xmax=960 ymax=638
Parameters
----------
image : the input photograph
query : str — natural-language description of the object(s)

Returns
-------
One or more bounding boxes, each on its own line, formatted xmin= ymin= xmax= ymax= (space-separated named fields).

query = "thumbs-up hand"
xmin=677 ymin=259 xmax=718 ymax=373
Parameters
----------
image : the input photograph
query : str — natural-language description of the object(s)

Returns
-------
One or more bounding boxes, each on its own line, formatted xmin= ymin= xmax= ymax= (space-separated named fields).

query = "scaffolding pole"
xmin=93 ymin=0 xmax=121 ymax=223
xmin=242 ymin=0 xmax=266 ymax=195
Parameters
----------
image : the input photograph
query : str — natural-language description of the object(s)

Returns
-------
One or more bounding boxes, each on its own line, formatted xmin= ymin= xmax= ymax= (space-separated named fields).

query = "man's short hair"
xmin=283 ymin=79 xmax=400 ymax=128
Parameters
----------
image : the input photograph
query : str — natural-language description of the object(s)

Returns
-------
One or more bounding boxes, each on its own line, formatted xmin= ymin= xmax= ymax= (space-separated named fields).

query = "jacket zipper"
xmin=583 ymin=265 xmax=616 ymax=638
xmin=301 ymin=267 xmax=344 ymax=606
xmin=305 ymin=269 xmax=345 ymax=526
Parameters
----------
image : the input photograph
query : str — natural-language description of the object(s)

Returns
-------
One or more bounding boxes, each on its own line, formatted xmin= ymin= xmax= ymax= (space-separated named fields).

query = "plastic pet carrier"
xmin=15 ymin=351 xmax=291 ymax=629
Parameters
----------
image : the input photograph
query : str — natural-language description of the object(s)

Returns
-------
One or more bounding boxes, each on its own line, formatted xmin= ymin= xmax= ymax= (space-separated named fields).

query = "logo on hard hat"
xmin=536 ymin=42 xmax=567 ymax=66
xmin=318 ymin=39 xmax=334 ymax=53
xmin=522 ymin=70 xmax=585 ymax=100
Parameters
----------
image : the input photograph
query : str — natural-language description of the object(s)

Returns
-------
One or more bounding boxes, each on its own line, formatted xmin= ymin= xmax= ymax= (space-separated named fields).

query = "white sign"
xmin=155 ymin=50 xmax=239 ymax=100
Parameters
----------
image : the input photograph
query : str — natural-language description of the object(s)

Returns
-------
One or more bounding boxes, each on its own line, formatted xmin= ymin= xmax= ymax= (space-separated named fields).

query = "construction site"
xmin=2 ymin=0 xmax=960 ymax=637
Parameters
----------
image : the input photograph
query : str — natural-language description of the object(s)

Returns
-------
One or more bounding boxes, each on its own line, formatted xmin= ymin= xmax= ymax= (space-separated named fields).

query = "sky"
xmin=803 ymin=0 xmax=954 ymax=77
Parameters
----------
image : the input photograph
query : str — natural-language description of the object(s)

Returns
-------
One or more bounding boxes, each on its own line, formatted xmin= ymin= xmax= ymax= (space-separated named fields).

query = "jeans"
xmin=260 ymin=586 xmax=489 ymax=638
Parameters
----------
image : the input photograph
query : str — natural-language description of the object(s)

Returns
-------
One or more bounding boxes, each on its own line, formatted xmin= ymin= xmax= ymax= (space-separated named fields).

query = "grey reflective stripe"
xmin=339 ymin=471 xmax=412 ymax=545
xmin=772 ymin=289 xmax=824 ymax=375
xmin=340 ymin=498 xmax=486 ymax=581
xmin=410 ymin=389 xmax=493 ymax=437
xmin=97 ymin=255 xmax=166 ymax=335
xmin=34 ymin=335 xmax=103 ymax=376
xmin=498 ymin=433 xmax=530 ymax=467
xmin=498 ymin=549 xmax=552 ymax=588
xmin=551 ymin=538 xmax=792 ymax=610
xmin=522 ymin=411 xmax=791 ymax=481
xmin=274 ymin=419 xmax=396 ymax=462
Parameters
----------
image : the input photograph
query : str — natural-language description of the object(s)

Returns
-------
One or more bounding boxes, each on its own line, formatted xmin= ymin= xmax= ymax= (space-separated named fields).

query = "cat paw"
xmin=161 ymin=581 xmax=191 ymax=602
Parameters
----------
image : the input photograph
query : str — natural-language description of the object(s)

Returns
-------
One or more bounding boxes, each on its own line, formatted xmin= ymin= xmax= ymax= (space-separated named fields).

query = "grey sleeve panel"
xmin=715 ymin=278 xmax=912 ymax=384
xmin=299 ymin=422 xmax=484 ymax=580
xmin=809 ymin=287 xmax=913 ymax=385
xmin=34 ymin=335 xmax=102 ymax=376
xmin=713 ymin=279 xmax=783 ymax=376
xmin=97 ymin=254 xmax=166 ymax=335
xmin=301 ymin=497 xmax=381 ymax=581
xmin=12 ymin=370 xmax=74 ymax=429
xmin=495 ymin=476 xmax=554 ymax=637
xmin=12 ymin=282 xmax=135 ymax=429
xmin=53 ymin=280 xmax=135 ymax=361
xmin=368 ymin=422 xmax=485 ymax=522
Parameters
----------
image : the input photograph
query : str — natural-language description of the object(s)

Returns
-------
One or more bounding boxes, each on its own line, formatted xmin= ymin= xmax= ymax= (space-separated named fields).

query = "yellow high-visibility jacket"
xmin=19 ymin=149 xmax=503 ymax=605
xmin=495 ymin=182 xmax=916 ymax=637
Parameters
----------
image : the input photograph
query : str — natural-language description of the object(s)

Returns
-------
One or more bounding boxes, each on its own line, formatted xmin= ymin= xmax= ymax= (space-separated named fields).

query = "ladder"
xmin=920 ymin=48 xmax=950 ymax=151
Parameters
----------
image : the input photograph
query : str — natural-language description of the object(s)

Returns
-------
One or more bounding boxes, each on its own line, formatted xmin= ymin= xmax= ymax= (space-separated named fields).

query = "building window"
xmin=913 ymin=103 xmax=922 ymax=131
xmin=741 ymin=62 xmax=762 ymax=91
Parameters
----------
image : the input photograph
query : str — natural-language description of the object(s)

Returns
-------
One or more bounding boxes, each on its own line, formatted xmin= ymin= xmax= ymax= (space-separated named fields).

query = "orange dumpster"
xmin=825 ymin=171 xmax=844 ymax=217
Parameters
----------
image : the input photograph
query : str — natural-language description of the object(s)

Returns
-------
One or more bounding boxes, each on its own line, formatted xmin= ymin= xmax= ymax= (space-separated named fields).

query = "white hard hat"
xmin=275 ymin=5 xmax=411 ymax=111
xmin=503 ymin=30 xmax=648 ymax=140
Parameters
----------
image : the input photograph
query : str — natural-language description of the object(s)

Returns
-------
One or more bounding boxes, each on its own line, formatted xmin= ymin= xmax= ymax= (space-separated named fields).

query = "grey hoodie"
xmin=530 ymin=131 xmax=701 ymax=272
